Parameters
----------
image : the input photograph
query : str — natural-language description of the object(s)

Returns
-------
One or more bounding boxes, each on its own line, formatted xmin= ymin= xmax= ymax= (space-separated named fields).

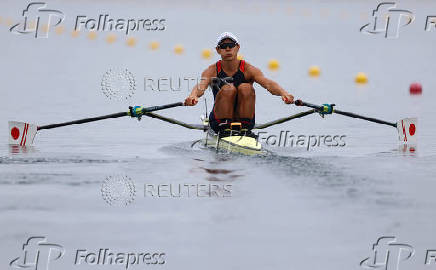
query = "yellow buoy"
xmin=149 ymin=41 xmax=160 ymax=50
xmin=87 ymin=31 xmax=97 ymax=40
xmin=174 ymin=44 xmax=184 ymax=55
xmin=126 ymin=37 xmax=137 ymax=47
xmin=268 ymin=59 xmax=280 ymax=71
xmin=106 ymin=34 xmax=117 ymax=44
xmin=5 ymin=18 xmax=14 ymax=27
xmin=302 ymin=8 xmax=312 ymax=17
xmin=320 ymin=8 xmax=330 ymax=17
xmin=237 ymin=54 xmax=244 ymax=60
xmin=201 ymin=49 xmax=212 ymax=59
xmin=308 ymin=65 xmax=321 ymax=77
xmin=55 ymin=25 xmax=64 ymax=35
xmin=41 ymin=24 xmax=49 ymax=33
xmin=355 ymin=72 xmax=368 ymax=84
xmin=28 ymin=20 xmax=37 ymax=30
xmin=71 ymin=30 xmax=80 ymax=38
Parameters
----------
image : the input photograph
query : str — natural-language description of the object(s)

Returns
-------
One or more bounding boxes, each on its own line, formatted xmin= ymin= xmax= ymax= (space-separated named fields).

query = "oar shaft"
xmin=142 ymin=102 xmax=184 ymax=113
xmin=37 ymin=102 xmax=184 ymax=130
xmin=334 ymin=109 xmax=396 ymax=127
xmin=295 ymin=99 xmax=397 ymax=128
xmin=38 ymin=112 xmax=127 ymax=130
xmin=294 ymin=100 xmax=324 ymax=111
xmin=254 ymin=109 xmax=315 ymax=129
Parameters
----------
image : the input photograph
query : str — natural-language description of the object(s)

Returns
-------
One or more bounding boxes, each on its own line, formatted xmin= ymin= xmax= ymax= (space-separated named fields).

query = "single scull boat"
xmin=8 ymin=100 xmax=417 ymax=155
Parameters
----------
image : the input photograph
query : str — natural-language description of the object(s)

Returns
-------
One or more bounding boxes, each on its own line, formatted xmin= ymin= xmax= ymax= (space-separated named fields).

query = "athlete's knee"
xmin=218 ymin=84 xmax=237 ymax=99
xmin=237 ymin=83 xmax=255 ymax=98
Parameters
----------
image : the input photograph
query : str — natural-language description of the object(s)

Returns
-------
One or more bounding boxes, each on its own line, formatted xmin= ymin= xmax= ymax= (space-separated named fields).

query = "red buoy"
xmin=409 ymin=82 xmax=422 ymax=95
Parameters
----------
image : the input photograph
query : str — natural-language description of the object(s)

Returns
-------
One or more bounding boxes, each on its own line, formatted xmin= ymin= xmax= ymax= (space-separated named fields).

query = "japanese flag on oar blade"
xmin=397 ymin=118 xmax=417 ymax=145
xmin=8 ymin=121 xmax=38 ymax=146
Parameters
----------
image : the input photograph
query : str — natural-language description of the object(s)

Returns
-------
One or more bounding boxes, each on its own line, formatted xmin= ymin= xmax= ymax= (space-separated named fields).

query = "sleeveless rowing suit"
xmin=209 ymin=60 xmax=255 ymax=133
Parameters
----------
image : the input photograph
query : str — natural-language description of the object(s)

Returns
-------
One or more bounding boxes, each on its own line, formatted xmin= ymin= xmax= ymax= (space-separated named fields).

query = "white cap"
xmin=216 ymin=32 xmax=239 ymax=46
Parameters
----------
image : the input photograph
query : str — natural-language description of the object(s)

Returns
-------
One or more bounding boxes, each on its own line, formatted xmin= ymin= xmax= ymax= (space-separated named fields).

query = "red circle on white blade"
xmin=409 ymin=124 xmax=416 ymax=136
xmin=11 ymin=127 xmax=20 ymax=140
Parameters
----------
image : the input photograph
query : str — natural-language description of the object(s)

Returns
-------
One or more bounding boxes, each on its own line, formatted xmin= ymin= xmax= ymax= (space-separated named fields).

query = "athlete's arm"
xmin=248 ymin=64 xmax=294 ymax=104
xmin=184 ymin=66 xmax=215 ymax=106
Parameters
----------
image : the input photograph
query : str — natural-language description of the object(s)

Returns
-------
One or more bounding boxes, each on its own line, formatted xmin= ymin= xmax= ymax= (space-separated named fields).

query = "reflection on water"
xmin=398 ymin=144 xmax=417 ymax=155
xmin=8 ymin=145 xmax=36 ymax=155
xmin=0 ymin=156 xmax=124 ymax=164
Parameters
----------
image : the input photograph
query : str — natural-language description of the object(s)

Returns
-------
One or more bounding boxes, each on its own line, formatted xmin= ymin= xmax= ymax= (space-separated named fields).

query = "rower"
xmin=184 ymin=32 xmax=294 ymax=134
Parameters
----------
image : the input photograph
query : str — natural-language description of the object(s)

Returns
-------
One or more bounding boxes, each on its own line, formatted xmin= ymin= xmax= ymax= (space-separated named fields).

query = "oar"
xmin=8 ymin=102 xmax=184 ymax=146
xmin=294 ymin=99 xmax=417 ymax=144
xmin=37 ymin=102 xmax=183 ymax=130
xmin=294 ymin=99 xmax=396 ymax=127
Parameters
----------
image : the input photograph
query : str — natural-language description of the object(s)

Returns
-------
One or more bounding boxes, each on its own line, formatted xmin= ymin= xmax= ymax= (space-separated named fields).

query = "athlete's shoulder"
xmin=202 ymin=63 xmax=217 ymax=76
xmin=244 ymin=61 xmax=262 ymax=74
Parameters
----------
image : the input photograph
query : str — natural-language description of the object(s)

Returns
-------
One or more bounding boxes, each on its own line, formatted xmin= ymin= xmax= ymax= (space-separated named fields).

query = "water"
xmin=1 ymin=0 xmax=436 ymax=269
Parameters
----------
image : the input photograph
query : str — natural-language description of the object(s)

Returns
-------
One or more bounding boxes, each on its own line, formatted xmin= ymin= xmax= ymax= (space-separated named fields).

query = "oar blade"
xmin=396 ymin=118 xmax=417 ymax=145
xmin=8 ymin=121 xmax=38 ymax=146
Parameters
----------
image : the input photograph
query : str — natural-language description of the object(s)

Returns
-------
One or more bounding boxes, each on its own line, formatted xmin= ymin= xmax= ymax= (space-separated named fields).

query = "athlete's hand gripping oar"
xmin=294 ymin=99 xmax=417 ymax=144
xmin=8 ymin=102 xmax=184 ymax=146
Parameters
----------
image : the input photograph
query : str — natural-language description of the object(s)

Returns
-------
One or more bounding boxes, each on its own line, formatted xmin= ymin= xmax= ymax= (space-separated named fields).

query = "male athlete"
xmin=184 ymin=32 xmax=294 ymax=134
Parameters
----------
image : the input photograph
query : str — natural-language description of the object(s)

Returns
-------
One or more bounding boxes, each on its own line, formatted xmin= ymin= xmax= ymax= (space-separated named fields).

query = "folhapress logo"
xmin=360 ymin=2 xmax=414 ymax=38
xmin=10 ymin=236 xmax=65 ymax=270
xmin=10 ymin=2 xmax=64 ymax=38
xmin=360 ymin=237 xmax=414 ymax=270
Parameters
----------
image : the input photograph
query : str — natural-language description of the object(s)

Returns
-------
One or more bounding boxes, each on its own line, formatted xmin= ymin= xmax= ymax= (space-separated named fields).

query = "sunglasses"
xmin=218 ymin=42 xmax=237 ymax=49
